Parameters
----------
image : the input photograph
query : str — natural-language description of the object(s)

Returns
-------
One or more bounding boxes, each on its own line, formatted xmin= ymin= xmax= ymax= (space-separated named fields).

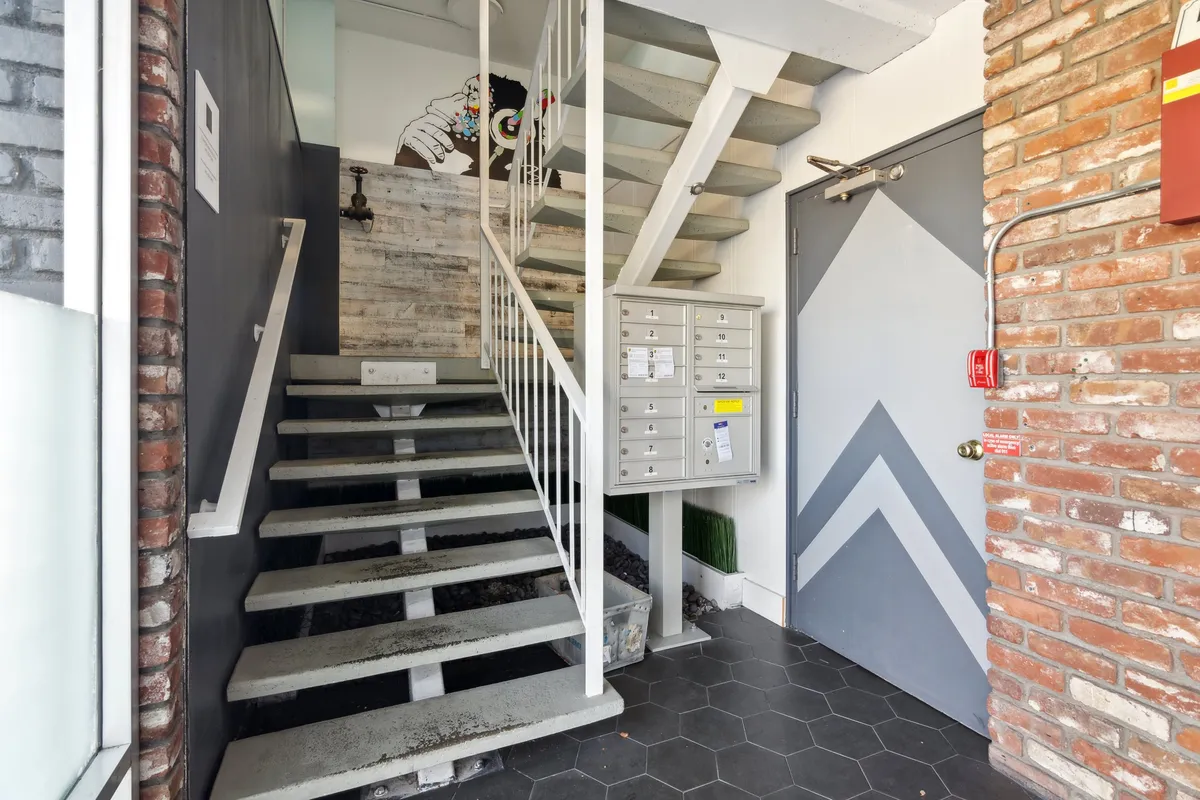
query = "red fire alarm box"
xmin=1162 ymin=38 xmax=1200 ymax=224
xmin=967 ymin=349 xmax=1000 ymax=389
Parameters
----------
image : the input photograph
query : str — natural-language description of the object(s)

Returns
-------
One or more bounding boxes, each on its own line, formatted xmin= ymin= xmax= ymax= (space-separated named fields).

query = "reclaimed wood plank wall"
xmin=338 ymin=160 xmax=583 ymax=356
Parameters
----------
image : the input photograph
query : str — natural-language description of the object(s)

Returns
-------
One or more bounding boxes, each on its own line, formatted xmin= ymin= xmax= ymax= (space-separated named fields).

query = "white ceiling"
xmin=335 ymin=0 xmax=552 ymax=70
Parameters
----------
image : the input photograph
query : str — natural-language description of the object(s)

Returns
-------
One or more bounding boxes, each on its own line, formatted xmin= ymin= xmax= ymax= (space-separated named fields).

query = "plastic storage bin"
xmin=535 ymin=571 xmax=653 ymax=672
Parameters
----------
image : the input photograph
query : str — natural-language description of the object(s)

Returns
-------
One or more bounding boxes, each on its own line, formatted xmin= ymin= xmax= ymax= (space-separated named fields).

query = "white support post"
xmin=615 ymin=32 xmax=789 ymax=286
xmin=646 ymin=491 xmax=709 ymax=651
xmin=478 ymin=0 xmax=492 ymax=369
xmin=582 ymin=0 xmax=606 ymax=699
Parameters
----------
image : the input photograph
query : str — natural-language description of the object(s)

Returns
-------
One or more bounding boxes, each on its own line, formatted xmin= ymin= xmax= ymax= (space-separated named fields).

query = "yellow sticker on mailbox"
xmin=714 ymin=399 xmax=744 ymax=413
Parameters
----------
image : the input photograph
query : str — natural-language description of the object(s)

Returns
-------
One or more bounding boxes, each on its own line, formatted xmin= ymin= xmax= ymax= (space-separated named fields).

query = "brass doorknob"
xmin=957 ymin=440 xmax=984 ymax=460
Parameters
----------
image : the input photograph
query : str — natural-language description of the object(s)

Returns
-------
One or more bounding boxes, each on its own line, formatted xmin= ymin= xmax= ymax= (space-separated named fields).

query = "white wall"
xmin=688 ymin=0 xmax=987 ymax=624
xmin=335 ymin=28 xmax=529 ymax=167
xmin=286 ymin=0 xmax=337 ymax=146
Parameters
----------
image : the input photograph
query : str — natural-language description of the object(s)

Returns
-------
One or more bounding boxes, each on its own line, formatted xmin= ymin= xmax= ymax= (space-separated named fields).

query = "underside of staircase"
xmin=211 ymin=2 xmax=845 ymax=797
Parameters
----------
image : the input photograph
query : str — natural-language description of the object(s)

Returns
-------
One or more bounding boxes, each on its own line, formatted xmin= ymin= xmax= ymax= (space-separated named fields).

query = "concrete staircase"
xmin=209 ymin=355 xmax=623 ymax=800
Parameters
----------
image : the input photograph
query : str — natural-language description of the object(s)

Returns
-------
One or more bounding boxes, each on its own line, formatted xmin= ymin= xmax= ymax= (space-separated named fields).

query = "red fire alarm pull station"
xmin=1162 ymin=29 xmax=1200 ymax=224
xmin=967 ymin=349 xmax=999 ymax=389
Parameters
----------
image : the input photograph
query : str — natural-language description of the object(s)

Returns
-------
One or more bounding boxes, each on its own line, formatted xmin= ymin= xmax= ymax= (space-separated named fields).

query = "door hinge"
xmin=793 ymin=556 xmax=799 ymax=586
xmin=791 ymin=227 xmax=798 ymax=255
xmin=791 ymin=391 xmax=798 ymax=418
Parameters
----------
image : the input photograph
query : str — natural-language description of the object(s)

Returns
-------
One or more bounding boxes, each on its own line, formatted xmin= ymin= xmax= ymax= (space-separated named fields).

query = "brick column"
xmin=982 ymin=0 xmax=1200 ymax=797
xmin=136 ymin=0 xmax=185 ymax=797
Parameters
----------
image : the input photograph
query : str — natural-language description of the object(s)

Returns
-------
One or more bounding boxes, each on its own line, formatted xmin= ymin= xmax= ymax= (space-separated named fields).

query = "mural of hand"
xmin=400 ymin=112 xmax=456 ymax=165
xmin=427 ymin=91 xmax=470 ymax=127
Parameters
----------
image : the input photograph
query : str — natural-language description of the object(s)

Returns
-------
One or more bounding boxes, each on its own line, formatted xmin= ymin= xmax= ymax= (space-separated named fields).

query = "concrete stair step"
xmin=532 ymin=193 xmax=748 ymax=241
xmin=562 ymin=61 xmax=820 ymax=146
xmin=527 ymin=290 xmax=583 ymax=313
xmin=268 ymin=448 xmax=532 ymax=483
xmin=227 ymin=594 xmax=583 ymax=700
xmin=286 ymin=383 xmax=501 ymax=405
xmin=210 ymin=664 xmax=622 ymax=800
xmin=516 ymin=247 xmax=721 ymax=281
xmin=244 ymin=536 xmax=562 ymax=611
xmin=290 ymin=355 xmax=495 ymax=384
xmin=605 ymin=0 xmax=844 ymax=86
xmin=259 ymin=490 xmax=543 ymax=538
xmin=545 ymin=134 xmax=781 ymax=197
xmin=276 ymin=413 xmax=515 ymax=438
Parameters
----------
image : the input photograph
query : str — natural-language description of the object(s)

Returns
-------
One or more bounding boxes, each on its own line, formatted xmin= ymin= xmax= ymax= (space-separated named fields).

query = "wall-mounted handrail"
xmin=188 ymin=218 xmax=307 ymax=538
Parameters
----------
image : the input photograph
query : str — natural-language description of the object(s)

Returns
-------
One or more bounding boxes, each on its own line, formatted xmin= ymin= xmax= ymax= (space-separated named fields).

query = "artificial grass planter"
xmin=604 ymin=494 xmax=738 ymax=574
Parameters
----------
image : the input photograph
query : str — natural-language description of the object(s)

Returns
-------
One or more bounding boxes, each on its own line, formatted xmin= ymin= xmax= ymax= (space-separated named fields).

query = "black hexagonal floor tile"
xmin=786 ymin=662 xmax=846 ymax=694
xmin=751 ymin=640 xmax=807 ymax=667
xmin=826 ymin=688 xmax=895 ymax=725
xmin=651 ymin=677 xmax=709 ymax=713
xmin=455 ymin=767 xmax=533 ymax=800
xmin=716 ymin=742 xmax=794 ymax=796
xmin=684 ymin=781 xmax=755 ymax=800
xmin=876 ymin=718 xmax=955 ymax=764
xmin=619 ymin=702 xmax=680 ymax=745
xmin=840 ymin=665 xmax=899 ymax=697
xmin=731 ymin=659 xmax=790 ymax=690
xmin=766 ymin=684 xmax=831 ymax=721
xmin=808 ymin=715 xmax=883 ymax=759
xmin=742 ymin=711 xmax=814 ymax=755
xmin=935 ymin=755 xmax=1033 ymax=800
xmin=609 ymin=674 xmax=649 ymax=707
xmin=696 ymin=621 xmax=723 ymax=639
xmin=721 ymin=620 xmax=781 ymax=646
xmin=860 ymin=751 xmax=950 ymax=800
xmin=800 ymin=643 xmax=854 ymax=669
xmin=626 ymin=655 xmax=681 ymax=683
xmin=702 ymin=639 xmax=754 ymax=663
xmin=530 ymin=770 xmax=606 ymax=800
xmin=787 ymin=747 xmax=869 ymax=800
xmin=940 ymin=724 xmax=991 ymax=764
xmin=681 ymin=706 xmax=747 ymax=751
xmin=576 ymin=733 xmax=647 ymax=786
xmin=702 ymin=609 xmax=748 ymax=627
xmin=567 ymin=716 xmax=619 ymax=742
xmin=887 ymin=693 xmax=954 ymax=729
xmin=607 ymin=775 xmax=681 ymax=800
xmin=679 ymin=656 xmax=734 ymax=687
xmin=509 ymin=733 xmax=580 ymax=780
xmin=661 ymin=644 xmax=707 ymax=662
xmin=708 ymin=681 xmax=769 ymax=718
xmin=778 ymin=628 xmax=816 ymax=647
xmin=648 ymin=737 xmax=718 ymax=791
xmin=763 ymin=787 xmax=826 ymax=800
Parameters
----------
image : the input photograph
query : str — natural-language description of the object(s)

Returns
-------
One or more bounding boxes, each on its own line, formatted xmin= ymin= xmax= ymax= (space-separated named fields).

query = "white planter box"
xmin=604 ymin=511 xmax=744 ymax=610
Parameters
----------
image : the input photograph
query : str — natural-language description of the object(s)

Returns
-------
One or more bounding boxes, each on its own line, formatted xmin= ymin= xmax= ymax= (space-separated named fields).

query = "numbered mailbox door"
xmin=693 ymin=415 xmax=754 ymax=477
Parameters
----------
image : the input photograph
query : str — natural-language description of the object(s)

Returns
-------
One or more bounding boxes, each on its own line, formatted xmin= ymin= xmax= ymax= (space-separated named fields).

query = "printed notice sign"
xmin=714 ymin=421 xmax=733 ymax=463
xmin=627 ymin=346 xmax=649 ymax=378
xmin=714 ymin=398 xmax=744 ymax=414
xmin=1164 ymin=66 xmax=1200 ymax=104
xmin=195 ymin=71 xmax=220 ymax=212
xmin=651 ymin=347 xmax=675 ymax=378
xmin=982 ymin=432 xmax=1022 ymax=457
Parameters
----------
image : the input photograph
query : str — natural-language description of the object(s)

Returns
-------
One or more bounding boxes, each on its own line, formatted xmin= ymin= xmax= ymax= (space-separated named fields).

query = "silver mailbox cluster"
xmin=574 ymin=286 xmax=764 ymax=495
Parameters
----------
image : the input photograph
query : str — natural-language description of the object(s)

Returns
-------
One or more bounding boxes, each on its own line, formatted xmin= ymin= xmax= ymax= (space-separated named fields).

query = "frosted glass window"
xmin=0 ymin=291 xmax=99 ymax=797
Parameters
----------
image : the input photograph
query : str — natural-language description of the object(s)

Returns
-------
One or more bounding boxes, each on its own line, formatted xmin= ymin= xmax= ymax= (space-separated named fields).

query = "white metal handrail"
xmin=481 ymin=0 xmax=605 ymax=697
xmin=188 ymin=218 xmax=307 ymax=538
xmin=506 ymin=0 xmax=583 ymax=266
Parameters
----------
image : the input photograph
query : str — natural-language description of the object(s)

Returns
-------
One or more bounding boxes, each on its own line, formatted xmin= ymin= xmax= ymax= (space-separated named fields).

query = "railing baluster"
xmin=533 ymin=340 xmax=540 ymax=489
xmin=555 ymin=376 xmax=562 ymax=539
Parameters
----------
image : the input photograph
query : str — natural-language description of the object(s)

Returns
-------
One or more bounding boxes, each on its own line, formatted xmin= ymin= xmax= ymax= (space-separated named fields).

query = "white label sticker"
xmin=195 ymin=71 xmax=221 ymax=212
xmin=651 ymin=347 xmax=675 ymax=378
xmin=627 ymin=346 xmax=649 ymax=378
xmin=714 ymin=421 xmax=733 ymax=463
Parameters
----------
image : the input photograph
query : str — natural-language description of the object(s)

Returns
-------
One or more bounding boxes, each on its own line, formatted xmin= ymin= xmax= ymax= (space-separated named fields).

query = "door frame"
xmin=784 ymin=111 xmax=986 ymax=630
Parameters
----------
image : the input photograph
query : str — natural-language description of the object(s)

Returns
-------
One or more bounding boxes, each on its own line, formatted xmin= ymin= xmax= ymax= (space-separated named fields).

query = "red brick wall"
xmin=982 ymin=0 xmax=1200 ymax=796
xmin=137 ymin=0 xmax=186 ymax=797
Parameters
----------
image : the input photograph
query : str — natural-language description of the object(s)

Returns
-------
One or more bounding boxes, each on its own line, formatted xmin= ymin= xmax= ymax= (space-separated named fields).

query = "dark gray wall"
xmin=184 ymin=2 xmax=314 ymax=796
xmin=297 ymin=143 xmax=342 ymax=355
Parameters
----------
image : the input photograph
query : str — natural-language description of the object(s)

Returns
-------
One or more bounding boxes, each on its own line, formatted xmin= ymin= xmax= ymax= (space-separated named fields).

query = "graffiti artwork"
xmin=394 ymin=72 xmax=559 ymax=186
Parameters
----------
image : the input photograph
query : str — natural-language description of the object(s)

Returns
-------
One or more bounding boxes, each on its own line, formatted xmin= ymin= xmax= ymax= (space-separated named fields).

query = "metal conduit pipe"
xmin=985 ymin=178 xmax=1162 ymax=350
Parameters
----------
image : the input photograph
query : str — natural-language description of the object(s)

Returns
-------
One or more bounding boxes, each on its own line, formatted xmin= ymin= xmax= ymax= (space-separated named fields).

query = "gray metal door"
xmin=787 ymin=117 xmax=991 ymax=734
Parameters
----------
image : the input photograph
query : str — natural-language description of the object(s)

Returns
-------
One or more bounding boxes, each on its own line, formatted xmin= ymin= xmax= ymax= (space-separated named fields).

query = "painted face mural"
xmin=395 ymin=72 xmax=558 ymax=186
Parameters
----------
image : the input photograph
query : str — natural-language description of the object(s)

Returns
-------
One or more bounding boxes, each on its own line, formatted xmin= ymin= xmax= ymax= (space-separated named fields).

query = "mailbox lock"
xmin=621 ymin=448 xmax=629 ymax=455
xmin=621 ymin=330 xmax=629 ymax=338
xmin=702 ymin=404 xmax=709 ymax=411
xmin=621 ymin=309 xmax=629 ymax=316
xmin=621 ymin=372 xmax=628 ymax=380
xmin=620 ymin=351 xmax=627 ymax=359
xmin=621 ymin=469 xmax=629 ymax=477
xmin=695 ymin=374 xmax=702 ymax=382
xmin=621 ymin=426 xmax=628 ymax=434
xmin=695 ymin=333 xmax=702 ymax=341
xmin=621 ymin=405 xmax=628 ymax=412
xmin=695 ymin=354 xmax=702 ymax=361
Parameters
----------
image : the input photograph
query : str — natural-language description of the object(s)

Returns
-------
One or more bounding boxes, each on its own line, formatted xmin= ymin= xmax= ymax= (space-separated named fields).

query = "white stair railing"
xmin=479 ymin=0 xmax=605 ymax=698
xmin=506 ymin=0 xmax=582 ymax=267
